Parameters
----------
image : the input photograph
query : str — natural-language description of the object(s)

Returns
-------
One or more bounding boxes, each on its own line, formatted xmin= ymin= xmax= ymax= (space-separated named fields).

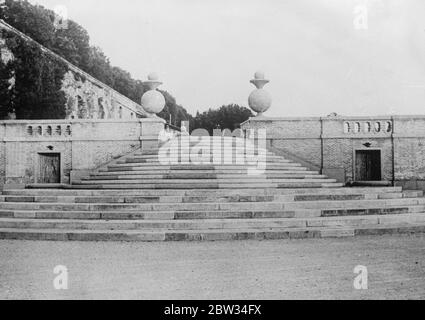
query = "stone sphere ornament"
xmin=248 ymin=71 xmax=272 ymax=116
xmin=141 ymin=90 xmax=166 ymax=114
xmin=141 ymin=73 xmax=166 ymax=114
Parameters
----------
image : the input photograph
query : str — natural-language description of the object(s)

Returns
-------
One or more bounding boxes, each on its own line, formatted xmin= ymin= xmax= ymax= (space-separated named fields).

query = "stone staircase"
xmin=72 ymin=137 xmax=342 ymax=189
xmin=1 ymin=136 xmax=425 ymax=241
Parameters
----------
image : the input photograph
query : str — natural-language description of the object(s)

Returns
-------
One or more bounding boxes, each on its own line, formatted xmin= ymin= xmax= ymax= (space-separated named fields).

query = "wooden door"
xmin=38 ymin=153 xmax=60 ymax=183
xmin=355 ymin=150 xmax=381 ymax=181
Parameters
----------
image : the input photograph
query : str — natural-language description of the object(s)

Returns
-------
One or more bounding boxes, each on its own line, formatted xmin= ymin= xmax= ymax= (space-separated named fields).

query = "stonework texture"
xmin=61 ymin=71 xmax=142 ymax=120
xmin=242 ymin=115 xmax=425 ymax=190
xmin=0 ymin=119 xmax=164 ymax=185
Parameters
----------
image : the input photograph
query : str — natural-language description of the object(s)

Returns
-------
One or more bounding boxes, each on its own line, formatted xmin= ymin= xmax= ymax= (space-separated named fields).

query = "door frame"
xmin=353 ymin=148 xmax=383 ymax=182
xmin=35 ymin=151 xmax=64 ymax=184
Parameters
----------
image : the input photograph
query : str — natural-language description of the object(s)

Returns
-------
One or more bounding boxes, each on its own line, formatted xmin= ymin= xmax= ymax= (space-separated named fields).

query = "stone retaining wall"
xmin=242 ymin=115 xmax=425 ymax=189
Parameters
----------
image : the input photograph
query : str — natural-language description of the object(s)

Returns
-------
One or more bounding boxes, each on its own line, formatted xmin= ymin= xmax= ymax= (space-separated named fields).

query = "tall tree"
xmin=157 ymin=90 xmax=192 ymax=126
xmin=4 ymin=31 xmax=67 ymax=119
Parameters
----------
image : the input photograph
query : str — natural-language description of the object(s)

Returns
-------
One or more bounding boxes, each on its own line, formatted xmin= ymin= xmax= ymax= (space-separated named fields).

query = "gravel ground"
xmin=1 ymin=234 xmax=425 ymax=300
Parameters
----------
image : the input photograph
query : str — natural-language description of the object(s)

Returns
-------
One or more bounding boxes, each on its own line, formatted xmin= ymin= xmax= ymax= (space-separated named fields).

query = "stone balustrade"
xmin=343 ymin=120 xmax=392 ymax=135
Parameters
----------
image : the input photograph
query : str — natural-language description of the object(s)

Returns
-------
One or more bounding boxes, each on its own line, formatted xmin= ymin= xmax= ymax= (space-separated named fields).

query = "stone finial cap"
xmin=250 ymin=71 xmax=269 ymax=89
xmin=148 ymin=72 xmax=160 ymax=81
xmin=254 ymin=71 xmax=266 ymax=80
xmin=143 ymin=72 xmax=162 ymax=90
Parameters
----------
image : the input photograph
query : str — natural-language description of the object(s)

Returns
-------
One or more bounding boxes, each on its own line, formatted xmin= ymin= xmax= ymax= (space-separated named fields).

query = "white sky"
xmin=28 ymin=0 xmax=425 ymax=117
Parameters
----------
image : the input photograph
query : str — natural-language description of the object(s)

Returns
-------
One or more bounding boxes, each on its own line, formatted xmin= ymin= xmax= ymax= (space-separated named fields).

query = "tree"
xmin=54 ymin=20 xmax=91 ymax=69
xmin=157 ymin=90 xmax=192 ymax=126
xmin=0 ymin=0 xmax=194 ymax=120
xmin=1 ymin=0 xmax=56 ymax=47
xmin=4 ymin=31 xmax=67 ymax=119
xmin=111 ymin=66 xmax=136 ymax=99
xmin=0 ymin=54 xmax=14 ymax=118
xmin=86 ymin=46 xmax=114 ymax=87
xmin=191 ymin=104 xmax=253 ymax=134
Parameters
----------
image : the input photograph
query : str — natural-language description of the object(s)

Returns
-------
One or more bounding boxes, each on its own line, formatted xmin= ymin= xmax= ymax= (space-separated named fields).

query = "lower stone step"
xmin=2 ymin=212 xmax=425 ymax=231
xmin=1 ymin=218 xmax=425 ymax=241
xmin=0 ymin=191 xmax=413 ymax=204
xmin=0 ymin=205 xmax=423 ymax=220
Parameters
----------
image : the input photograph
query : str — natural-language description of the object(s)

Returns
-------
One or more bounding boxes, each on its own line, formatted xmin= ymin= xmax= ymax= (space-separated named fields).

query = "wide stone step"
xmin=118 ymin=159 xmax=296 ymax=165
xmin=131 ymin=152 xmax=278 ymax=158
xmin=0 ymin=217 xmax=312 ymax=230
xmin=144 ymin=152 xmax=276 ymax=159
xmin=127 ymin=152 xmax=286 ymax=157
xmin=3 ymin=187 xmax=403 ymax=197
xmin=2 ymin=215 xmax=425 ymax=241
xmin=1 ymin=213 xmax=420 ymax=230
xmin=128 ymin=151 xmax=281 ymax=156
xmin=175 ymin=206 xmax=425 ymax=219
xmin=72 ymin=183 xmax=343 ymax=190
xmin=3 ymin=211 xmax=425 ymax=230
xmin=81 ymin=176 xmax=331 ymax=183
xmin=107 ymin=163 xmax=304 ymax=168
xmin=1 ymin=204 xmax=423 ymax=221
xmin=0 ymin=198 xmax=423 ymax=212
xmin=152 ymin=146 xmax=271 ymax=150
xmin=93 ymin=170 xmax=322 ymax=176
xmin=67 ymin=182 xmax=342 ymax=189
xmin=0 ymin=194 xmax=290 ymax=204
xmin=101 ymin=168 xmax=310 ymax=174
xmin=76 ymin=178 xmax=336 ymax=184
xmin=284 ymin=198 xmax=425 ymax=210
xmin=0 ymin=209 xmax=318 ymax=220
xmin=0 ymin=202 xmax=287 ymax=211
xmin=69 ymin=183 xmax=273 ymax=189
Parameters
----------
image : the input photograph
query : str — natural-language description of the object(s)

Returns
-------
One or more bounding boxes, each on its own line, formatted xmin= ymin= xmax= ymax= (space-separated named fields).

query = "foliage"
xmin=0 ymin=0 xmax=251 ymax=129
xmin=0 ymin=0 xmax=193 ymax=121
xmin=0 ymin=41 xmax=14 ymax=118
xmin=1 ymin=28 xmax=67 ymax=119
xmin=157 ymin=90 xmax=193 ymax=127
xmin=190 ymin=104 xmax=253 ymax=134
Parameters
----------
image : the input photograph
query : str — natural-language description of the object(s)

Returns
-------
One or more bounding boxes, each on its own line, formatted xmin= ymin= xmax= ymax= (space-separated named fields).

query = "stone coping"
xmin=0 ymin=118 xmax=165 ymax=125
xmin=242 ymin=115 xmax=425 ymax=124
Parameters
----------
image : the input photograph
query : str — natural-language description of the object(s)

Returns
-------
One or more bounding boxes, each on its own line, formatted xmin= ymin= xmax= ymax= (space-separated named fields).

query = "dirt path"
xmin=1 ymin=235 xmax=425 ymax=299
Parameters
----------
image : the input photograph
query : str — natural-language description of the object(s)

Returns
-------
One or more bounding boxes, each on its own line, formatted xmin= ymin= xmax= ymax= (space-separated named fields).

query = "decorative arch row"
xmin=27 ymin=125 xmax=72 ymax=137
xmin=343 ymin=121 xmax=392 ymax=134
